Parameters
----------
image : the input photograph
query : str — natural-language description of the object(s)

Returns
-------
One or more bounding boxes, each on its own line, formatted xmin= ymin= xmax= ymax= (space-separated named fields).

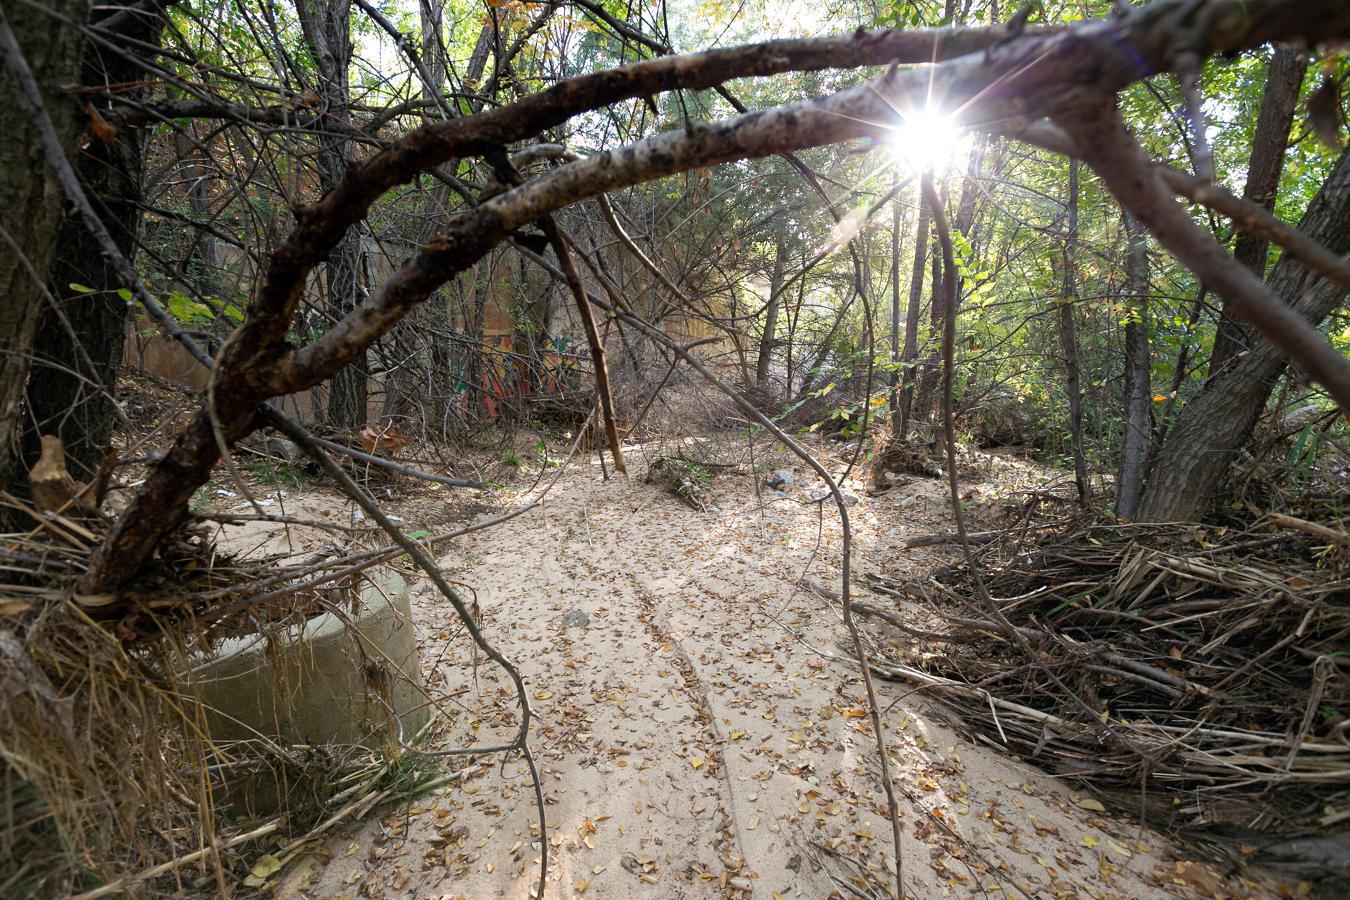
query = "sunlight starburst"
xmin=887 ymin=108 xmax=968 ymax=174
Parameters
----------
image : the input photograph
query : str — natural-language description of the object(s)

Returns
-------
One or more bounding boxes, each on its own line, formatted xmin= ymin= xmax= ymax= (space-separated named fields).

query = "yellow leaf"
xmin=574 ymin=878 xmax=590 ymax=894
xmin=250 ymin=854 xmax=282 ymax=879
xmin=1074 ymin=796 xmax=1107 ymax=813
xmin=690 ymin=757 xmax=704 ymax=769
xmin=534 ymin=689 xmax=553 ymax=700
xmin=1083 ymin=836 xmax=1099 ymax=848
xmin=244 ymin=853 xmax=282 ymax=887
xmin=842 ymin=707 xmax=867 ymax=718
xmin=730 ymin=730 xmax=746 ymax=741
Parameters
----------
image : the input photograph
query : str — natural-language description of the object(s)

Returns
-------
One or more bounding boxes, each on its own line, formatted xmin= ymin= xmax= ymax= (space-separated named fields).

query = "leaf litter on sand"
xmin=290 ymin=440 xmax=1266 ymax=898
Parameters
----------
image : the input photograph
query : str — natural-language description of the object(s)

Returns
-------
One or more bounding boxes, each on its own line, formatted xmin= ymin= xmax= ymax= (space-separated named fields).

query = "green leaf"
xmin=166 ymin=290 xmax=216 ymax=324
xmin=68 ymin=282 xmax=96 ymax=294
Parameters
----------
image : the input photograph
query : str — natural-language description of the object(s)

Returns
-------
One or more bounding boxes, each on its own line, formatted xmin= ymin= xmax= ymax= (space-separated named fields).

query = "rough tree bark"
xmin=0 ymin=0 xmax=88 ymax=515
xmin=297 ymin=0 xmax=368 ymax=430
xmin=1138 ymin=146 xmax=1350 ymax=521
xmin=1115 ymin=211 xmax=1152 ymax=519
xmin=24 ymin=4 xmax=164 ymax=481
xmin=1209 ymin=47 xmax=1308 ymax=373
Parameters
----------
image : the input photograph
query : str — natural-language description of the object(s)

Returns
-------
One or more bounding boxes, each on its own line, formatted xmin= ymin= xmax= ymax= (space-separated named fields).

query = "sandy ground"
xmin=257 ymin=444 xmax=1231 ymax=900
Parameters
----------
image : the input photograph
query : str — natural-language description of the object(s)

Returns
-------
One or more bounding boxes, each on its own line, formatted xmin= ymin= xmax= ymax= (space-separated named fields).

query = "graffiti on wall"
xmin=457 ymin=334 xmax=581 ymax=420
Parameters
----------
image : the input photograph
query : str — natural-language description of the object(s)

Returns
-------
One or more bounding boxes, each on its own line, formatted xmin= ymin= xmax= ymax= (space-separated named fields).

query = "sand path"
xmin=286 ymin=453 xmax=1192 ymax=899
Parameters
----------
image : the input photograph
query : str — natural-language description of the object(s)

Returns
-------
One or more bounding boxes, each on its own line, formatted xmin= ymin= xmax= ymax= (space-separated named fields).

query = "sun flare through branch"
xmin=888 ymin=107 xmax=968 ymax=174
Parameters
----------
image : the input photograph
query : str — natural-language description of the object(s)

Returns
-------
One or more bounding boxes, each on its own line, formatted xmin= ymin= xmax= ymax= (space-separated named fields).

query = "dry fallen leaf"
xmin=243 ymin=853 xmax=282 ymax=888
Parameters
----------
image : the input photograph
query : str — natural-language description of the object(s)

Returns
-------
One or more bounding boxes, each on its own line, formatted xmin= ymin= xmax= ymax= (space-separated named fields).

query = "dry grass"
xmin=0 ymin=505 xmax=442 ymax=896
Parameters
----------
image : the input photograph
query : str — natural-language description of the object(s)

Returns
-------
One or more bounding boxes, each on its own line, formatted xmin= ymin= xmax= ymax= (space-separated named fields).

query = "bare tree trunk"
xmin=298 ymin=0 xmax=367 ymax=430
xmin=24 ymin=5 xmax=164 ymax=481
xmin=896 ymin=186 xmax=929 ymax=440
xmin=0 ymin=0 xmax=88 ymax=516
xmin=912 ymin=142 xmax=984 ymax=429
xmin=913 ymin=248 xmax=943 ymax=424
xmin=952 ymin=135 xmax=987 ymax=240
xmin=754 ymin=228 xmax=786 ymax=393
xmin=1150 ymin=284 xmax=1206 ymax=456
xmin=74 ymin=0 xmax=1350 ymax=593
xmin=1115 ymin=211 xmax=1151 ymax=518
xmin=784 ymin=262 xmax=805 ymax=393
xmin=174 ymin=129 xmax=218 ymax=276
xmin=463 ymin=259 xmax=489 ymax=421
xmin=1139 ymin=146 xmax=1350 ymax=521
xmin=888 ymin=196 xmax=902 ymax=433
xmin=1209 ymin=47 xmax=1307 ymax=372
xmin=1059 ymin=160 xmax=1089 ymax=504
xmin=727 ymin=292 xmax=752 ymax=390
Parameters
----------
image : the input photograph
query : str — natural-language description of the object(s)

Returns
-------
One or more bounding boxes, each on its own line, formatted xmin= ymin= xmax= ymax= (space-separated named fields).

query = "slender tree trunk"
xmin=174 ymin=129 xmax=218 ymax=276
xmin=1115 ymin=211 xmax=1152 ymax=518
xmin=913 ymin=141 xmax=984 ymax=428
xmin=888 ymin=195 xmax=902 ymax=432
xmin=755 ymin=228 xmax=786 ymax=393
xmin=465 ymin=260 xmax=489 ymax=421
xmin=0 ymin=0 xmax=88 ymax=515
xmin=897 ymin=186 xmax=929 ymax=439
xmin=913 ymin=248 xmax=943 ymax=424
xmin=1150 ymin=284 xmax=1206 ymax=456
xmin=785 ymin=262 xmax=806 ymax=394
xmin=1209 ymin=47 xmax=1307 ymax=372
xmin=1139 ymin=146 xmax=1350 ymax=521
xmin=1059 ymin=160 xmax=1089 ymax=504
xmin=952 ymin=135 xmax=987 ymax=240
